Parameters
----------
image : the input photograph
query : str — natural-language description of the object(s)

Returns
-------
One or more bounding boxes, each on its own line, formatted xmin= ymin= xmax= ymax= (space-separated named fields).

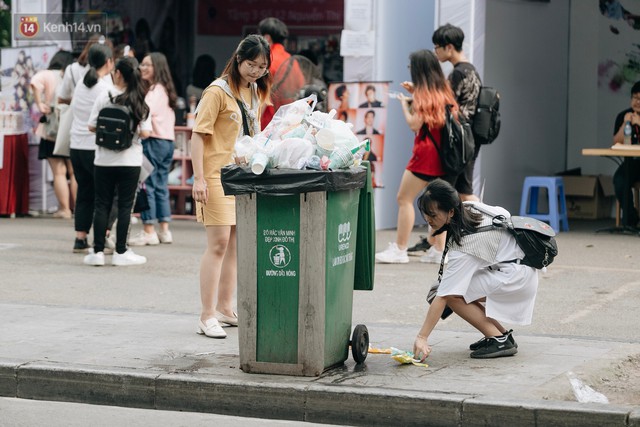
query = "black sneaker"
xmin=73 ymin=238 xmax=89 ymax=253
xmin=469 ymin=329 xmax=517 ymax=351
xmin=470 ymin=336 xmax=517 ymax=359
xmin=407 ymin=235 xmax=431 ymax=255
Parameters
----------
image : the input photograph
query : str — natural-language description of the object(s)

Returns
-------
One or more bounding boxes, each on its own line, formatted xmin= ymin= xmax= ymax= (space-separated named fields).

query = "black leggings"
xmin=93 ymin=166 xmax=141 ymax=254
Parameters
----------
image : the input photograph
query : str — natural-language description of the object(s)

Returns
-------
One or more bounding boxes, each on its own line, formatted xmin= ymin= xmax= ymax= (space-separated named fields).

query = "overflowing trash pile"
xmin=234 ymin=95 xmax=370 ymax=175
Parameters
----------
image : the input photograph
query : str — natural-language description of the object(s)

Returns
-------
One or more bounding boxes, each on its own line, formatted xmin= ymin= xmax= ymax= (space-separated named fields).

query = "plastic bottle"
xmin=174 ymin=97 xmax=186 ymax=126
xmin=624 ymin=121 xmax=632 ymax=145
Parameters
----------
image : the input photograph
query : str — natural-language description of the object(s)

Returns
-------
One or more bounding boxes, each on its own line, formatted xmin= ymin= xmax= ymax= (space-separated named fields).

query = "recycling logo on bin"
xmin=333 ymin=221 xmax=354 ymax=267
xmin=269 ymin=245 xmax=291 ymax=268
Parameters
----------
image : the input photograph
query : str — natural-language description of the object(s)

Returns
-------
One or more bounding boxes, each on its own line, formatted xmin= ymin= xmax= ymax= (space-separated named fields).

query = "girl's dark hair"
xmin=335 ymin=84 xmax=347 ymax=100
xmin=112 ymin=56 xmax=149 ymax=129
xmin=48 ymin=50 xmax=74 ymax=71
xmin=192 ymin=54 xmax=216 ymax=89
xmin=417 ymin=179 xmax=482 ymax=246
xmin=432 ymin=23 xmax=465 ymax=52
xmin=145 ymin=52 xmax=178 ymax=109
xmin=83 ymin=44 xmax=112 ymax=88
xmin=258 ymin=17 xmax=289 ymax=44
xmin=221 ymin=34 xmax=272 ymax=106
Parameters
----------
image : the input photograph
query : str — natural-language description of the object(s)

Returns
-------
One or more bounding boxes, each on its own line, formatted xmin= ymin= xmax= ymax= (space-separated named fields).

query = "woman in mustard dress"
xmin=190 ymin=35 xmax=271 ymax=338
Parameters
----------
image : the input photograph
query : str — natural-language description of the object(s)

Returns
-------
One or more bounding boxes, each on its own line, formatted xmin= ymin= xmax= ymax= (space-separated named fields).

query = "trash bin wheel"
xmin=351 ymin=324 xmax=369 ymax=364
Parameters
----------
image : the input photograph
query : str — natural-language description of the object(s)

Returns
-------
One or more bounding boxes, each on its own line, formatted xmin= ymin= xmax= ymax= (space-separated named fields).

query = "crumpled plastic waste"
xmin=368 ymin=346 xmax=392 ymax=354
xmin=567 ymin=371 xmax=609 ymax=404
xmin=233 ymin=94 xmax=371 ymax=174
xmin=390 ymin=347 xmax=429 ymax=367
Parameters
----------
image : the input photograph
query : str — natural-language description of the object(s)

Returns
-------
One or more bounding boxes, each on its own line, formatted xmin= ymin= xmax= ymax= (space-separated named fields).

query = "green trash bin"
xmin=222 ymin=164 xmax=374 ymax=376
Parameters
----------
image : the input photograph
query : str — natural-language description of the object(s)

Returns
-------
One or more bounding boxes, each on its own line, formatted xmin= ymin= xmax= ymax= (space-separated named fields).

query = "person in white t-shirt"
xmin=69 ymin=43 xmax=114 ymax=254
xmin=57 ymin=34 xmax=114 ymax=105
xmin=412 ymin=179 xmax=539 ymax=361
xmin=84 ymin=56 xmax=152 ymax=266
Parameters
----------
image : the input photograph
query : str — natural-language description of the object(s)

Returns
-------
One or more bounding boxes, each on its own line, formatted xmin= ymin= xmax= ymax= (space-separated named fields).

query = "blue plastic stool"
xmin=519 ymin=176 xmax=569 ymax=233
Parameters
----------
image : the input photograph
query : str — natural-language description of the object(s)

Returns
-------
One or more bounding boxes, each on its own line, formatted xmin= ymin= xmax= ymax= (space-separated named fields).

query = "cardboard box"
xmin=563 ymin=175 xmax=615 ymax=219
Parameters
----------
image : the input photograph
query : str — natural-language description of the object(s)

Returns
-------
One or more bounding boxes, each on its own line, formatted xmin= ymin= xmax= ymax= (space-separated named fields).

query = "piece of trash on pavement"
xmin=567 ymin=371 xmax=609 ymax=404
xmin=368 ymin=345 xmax=392 ymax=354
xmin=390 ymin=347 xmax=428 ymax=367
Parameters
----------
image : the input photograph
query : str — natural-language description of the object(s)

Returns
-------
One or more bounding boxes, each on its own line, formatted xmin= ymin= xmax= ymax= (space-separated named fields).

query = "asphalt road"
xmin=0 ymin=397 xmax=343 ymax=427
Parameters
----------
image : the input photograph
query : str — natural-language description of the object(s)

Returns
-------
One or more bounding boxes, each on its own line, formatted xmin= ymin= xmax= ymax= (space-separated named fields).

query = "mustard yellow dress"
xmin=192 ymin=79 xmax=258 ymax=225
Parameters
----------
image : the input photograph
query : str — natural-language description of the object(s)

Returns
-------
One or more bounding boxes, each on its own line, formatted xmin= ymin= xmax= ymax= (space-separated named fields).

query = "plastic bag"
xmin=272 ymin=137 xmax=314 ymax=169
xmin=262 ymin=94 xmax=317 ymax=141
xmin=234 ymin=135 xmax=257 ymax=165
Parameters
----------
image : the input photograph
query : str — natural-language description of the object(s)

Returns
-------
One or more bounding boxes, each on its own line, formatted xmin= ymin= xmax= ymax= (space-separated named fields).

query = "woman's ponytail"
xmin=113 ymin=57 xmax=149 ymax=128
xmin=83 ymin=67 xmax=98 ymax=88
xmin=82 ymin=44 xmax=112 ymax=88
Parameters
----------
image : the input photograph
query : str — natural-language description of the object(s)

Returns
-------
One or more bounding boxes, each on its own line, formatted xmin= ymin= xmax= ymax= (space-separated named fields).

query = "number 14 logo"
xmin=19 ymin=16 xmax=39 ymax=38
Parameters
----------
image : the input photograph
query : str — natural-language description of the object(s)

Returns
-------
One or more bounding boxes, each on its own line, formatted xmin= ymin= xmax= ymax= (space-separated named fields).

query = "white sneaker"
xmin=420 ymin=247 xmax=448 ymax=264
xmin=158 ymin=230 xmax=173 ymax=244
xmin=375 ymin=242 xmax=409 ymax=264
xmin=128 ymin=231 xmax=160 ymax=246
xmin=83 ymin=250 xmax=105 ymax=266
xmin=197 ymin=318 xmax=227 ymax=338
xmin=112 ymin=249 xmax=147 ymax=266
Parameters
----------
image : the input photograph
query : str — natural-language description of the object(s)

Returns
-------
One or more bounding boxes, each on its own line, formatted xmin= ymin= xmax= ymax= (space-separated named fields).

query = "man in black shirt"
xmin=432 ymin=24 xmax=482 ymax=201
xmin=612 ymin=80 xmax=640 ymax=226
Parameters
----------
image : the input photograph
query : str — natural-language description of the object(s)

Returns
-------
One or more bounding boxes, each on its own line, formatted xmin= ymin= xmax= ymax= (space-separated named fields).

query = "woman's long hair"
xmin=409 ymin=49 xmax=459 ymax=129
xmin=417 ymin=179 xmax=482 ymax=246
xmin=221 ymin=34 xmax=272 ymax=106
xmin=83 ymin=44 xmax=112 ymax=88
xmin=48 ymin=50 xmax=74 ymax=71
xmin=112 ymin=56 xmax=149 ymax=129
xmin=145 ymin=52 xmax=178 ymax=109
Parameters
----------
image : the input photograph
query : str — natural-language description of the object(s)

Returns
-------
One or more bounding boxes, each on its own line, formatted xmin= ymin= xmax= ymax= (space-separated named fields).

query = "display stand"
xmin=170 ymin=126 xmax=194 ymax=219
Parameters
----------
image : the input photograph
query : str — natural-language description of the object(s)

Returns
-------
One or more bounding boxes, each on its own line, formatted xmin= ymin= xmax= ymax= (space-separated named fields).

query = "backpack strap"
xmin=423 ymin=104 xmax=456 ymax=162
xmin=469 ymin=215 xmax=524 ymax=265
xmin=423 ymin=124 xmax=445 ymax=162
xmin=235 ymin=98 xmax=251 ymax=137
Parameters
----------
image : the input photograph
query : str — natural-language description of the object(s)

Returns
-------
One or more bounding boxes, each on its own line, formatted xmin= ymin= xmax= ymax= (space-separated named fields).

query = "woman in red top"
xmin=375 ymin=49 xmax=459 ymax=264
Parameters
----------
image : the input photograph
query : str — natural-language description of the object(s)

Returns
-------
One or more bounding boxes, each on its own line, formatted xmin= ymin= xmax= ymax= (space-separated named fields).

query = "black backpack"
xmin=477 ymin=215 xmax=558 ymax=269
xmin=424 ymin=104 xmax=475 ymax=176
xmin=472 ymin=86 xmax=501 ymax=145
xmin=96 ymin=96 xmax=134 ymax=151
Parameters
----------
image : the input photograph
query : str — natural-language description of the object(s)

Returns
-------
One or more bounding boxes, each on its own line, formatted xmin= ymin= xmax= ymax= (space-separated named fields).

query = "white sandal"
xmin=215 ymin=311 xmax=238 ymax=327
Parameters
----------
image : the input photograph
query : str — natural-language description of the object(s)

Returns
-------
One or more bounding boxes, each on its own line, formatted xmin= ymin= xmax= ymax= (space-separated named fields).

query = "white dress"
xmin=437 ymin=202 xmax=539 ymax=325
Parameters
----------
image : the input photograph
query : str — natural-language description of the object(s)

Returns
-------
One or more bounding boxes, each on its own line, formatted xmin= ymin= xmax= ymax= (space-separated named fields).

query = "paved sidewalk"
xmin=1 ymin=217 xmax=640 ymax=426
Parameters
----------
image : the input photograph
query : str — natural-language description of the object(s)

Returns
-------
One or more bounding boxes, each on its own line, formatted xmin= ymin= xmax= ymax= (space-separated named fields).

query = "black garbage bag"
xmin=221 ymin=165 xmax=367 ymax=196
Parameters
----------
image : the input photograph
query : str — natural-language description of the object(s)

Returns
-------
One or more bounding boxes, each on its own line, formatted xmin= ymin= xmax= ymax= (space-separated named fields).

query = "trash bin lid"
xmin=221 ymin=165 xmax=367 ymax=195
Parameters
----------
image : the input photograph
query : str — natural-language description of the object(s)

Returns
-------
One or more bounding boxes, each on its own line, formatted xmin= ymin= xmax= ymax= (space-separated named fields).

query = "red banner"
xmin=197 ymin=0 xmax=344 ymax=36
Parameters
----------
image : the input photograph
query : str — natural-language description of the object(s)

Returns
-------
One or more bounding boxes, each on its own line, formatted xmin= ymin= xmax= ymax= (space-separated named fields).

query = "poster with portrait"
xmin=1 ymin=44 xmax=59 ymax=143
xmin=327 ymin=81 xmax=389 ymax=187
